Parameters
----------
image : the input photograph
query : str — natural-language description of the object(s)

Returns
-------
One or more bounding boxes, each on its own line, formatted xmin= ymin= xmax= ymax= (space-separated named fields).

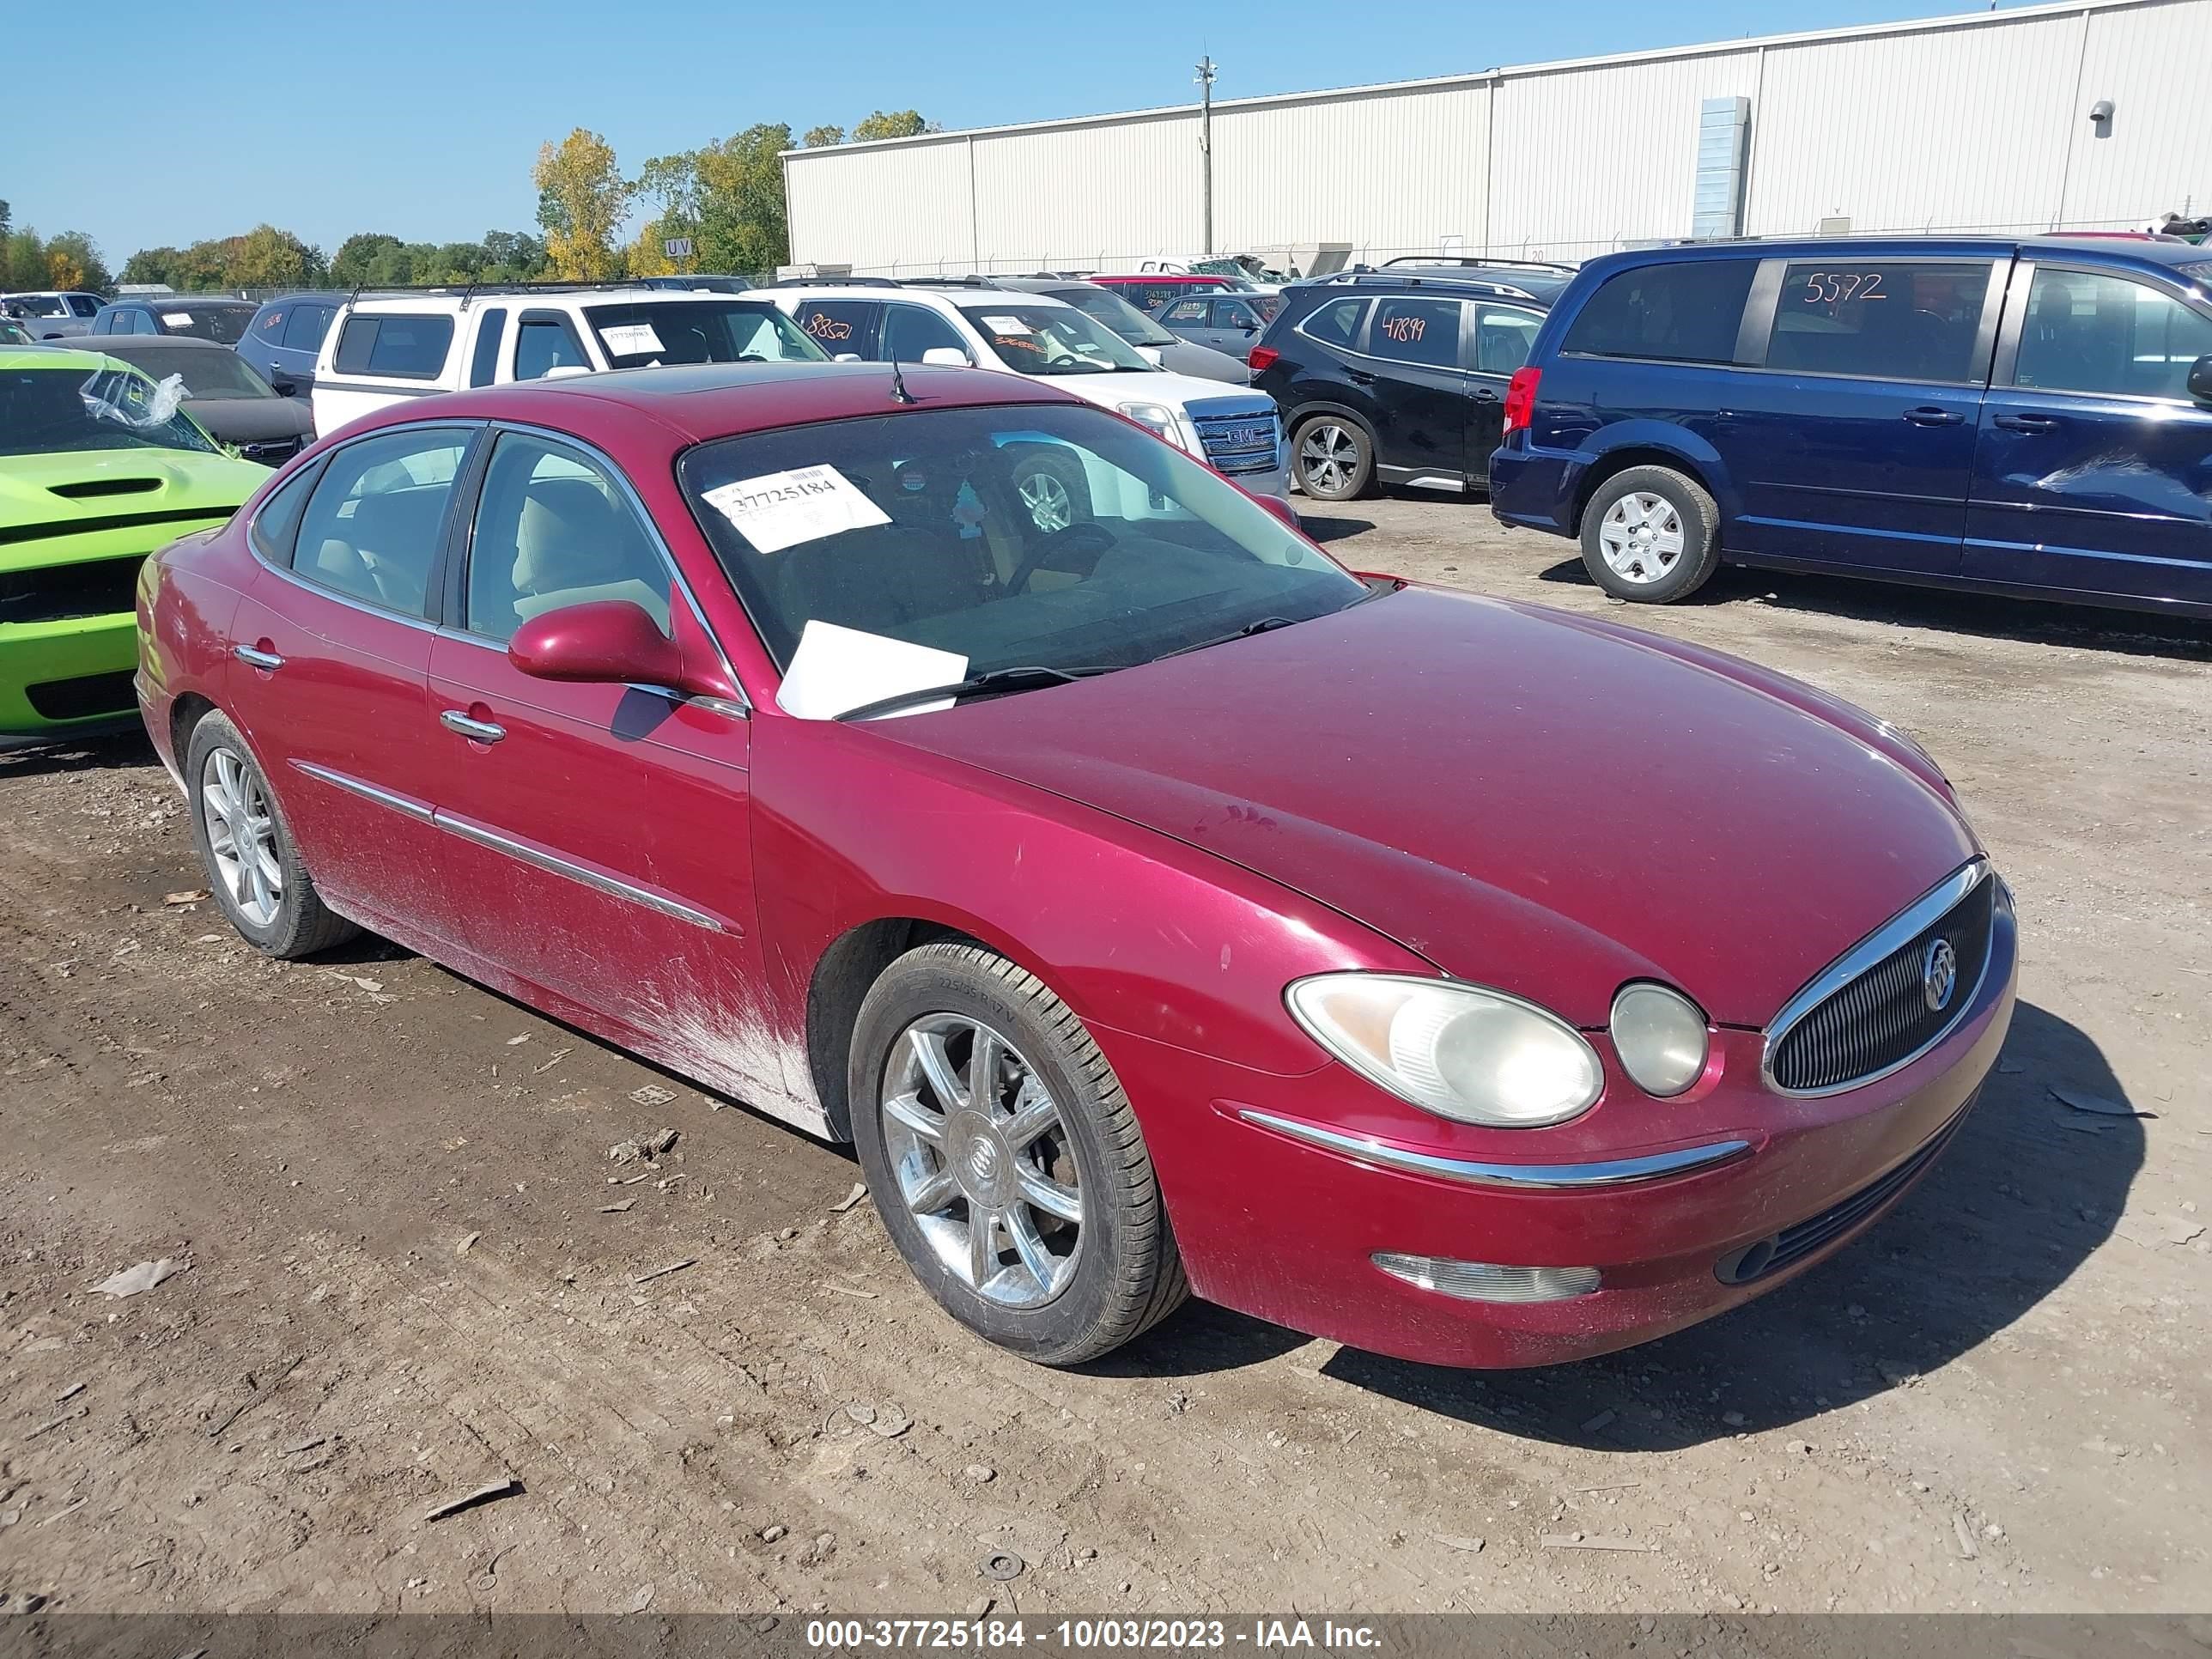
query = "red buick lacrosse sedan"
xmin=137 ymin=362 xmax=2014 ymax=1368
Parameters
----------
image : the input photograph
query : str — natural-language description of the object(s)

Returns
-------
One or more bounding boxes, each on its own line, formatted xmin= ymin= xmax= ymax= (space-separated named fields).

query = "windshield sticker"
xmin=775 ymin=620 xmax=968 ymax=721
xmin=600 ymin=322 xmax=665 ymax=356
xmin=980 ymin=315 xmax=1031 ymax=333
xmin=701 ymin=465 xmax=891 ymax=555
xmin=161 ymin=313 xmax=193 ymax=329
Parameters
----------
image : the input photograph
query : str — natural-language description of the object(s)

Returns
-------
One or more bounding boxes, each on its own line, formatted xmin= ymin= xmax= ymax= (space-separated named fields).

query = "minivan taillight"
xmin=1502 ymin=366 xmax=1540 ymax=436
xmin=1248 ymin=344 xmax=1279 ymax=373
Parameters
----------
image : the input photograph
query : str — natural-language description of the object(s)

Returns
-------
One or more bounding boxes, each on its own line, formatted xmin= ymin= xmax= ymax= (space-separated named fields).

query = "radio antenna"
xmin=889 ymin=357 xmax=916 ymax=404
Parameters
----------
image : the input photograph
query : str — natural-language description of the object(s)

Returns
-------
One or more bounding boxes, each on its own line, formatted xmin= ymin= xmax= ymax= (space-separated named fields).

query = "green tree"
xmin=330 ymin=233 xmax=403 ymax=288
xmin=533 ymin=127 xmax=631 ymax=282
xmin=229 ymin=224 xmax=325 ymax=289
xmin=481 ymin=229 xmax=548 ymax=278
xmin=120 ymin=246 xmax=185 ymax=287
xmin=0 ymin=201 xmax=12 ymax=240
xmin=802 ymin=125 xmax=845 ymax=148
xmin=4 ymin=229 xmax=46 ymax=290
xmin=692 ymin=123 xmax=793 ymax=275
xmin=851 ymin=109 xmax=931 ymax=141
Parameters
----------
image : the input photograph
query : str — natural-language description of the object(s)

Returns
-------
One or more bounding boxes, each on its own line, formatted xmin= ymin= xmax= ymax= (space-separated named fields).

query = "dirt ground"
xmin=3 ymin=498 xmax=2208 ymax=1619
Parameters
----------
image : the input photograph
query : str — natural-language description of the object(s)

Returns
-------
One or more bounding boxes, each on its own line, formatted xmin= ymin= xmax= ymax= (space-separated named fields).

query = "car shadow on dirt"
xmin=1534 ymin=556 xmax=2212 ymax=662
xmin=1127 ymin=1001 xmax=2144 ymax=1439
xmin=0 ymin=730 xmax=156 ymax=779
xmin=1296 ymin=513 xmax=1377 ymax=546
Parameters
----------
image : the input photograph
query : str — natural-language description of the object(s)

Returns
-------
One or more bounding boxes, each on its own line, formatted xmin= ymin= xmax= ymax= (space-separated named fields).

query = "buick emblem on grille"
xmin=1922 ymin=937 xmax=1959 ymax=1012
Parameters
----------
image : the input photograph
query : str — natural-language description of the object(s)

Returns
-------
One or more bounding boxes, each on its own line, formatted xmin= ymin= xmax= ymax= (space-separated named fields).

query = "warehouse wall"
xmin=782 ymin=0 xmax=2211 ymax=275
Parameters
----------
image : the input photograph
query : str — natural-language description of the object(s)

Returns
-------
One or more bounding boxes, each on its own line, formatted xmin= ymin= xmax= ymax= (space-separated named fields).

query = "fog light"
xmin=1371 ymin=1253 xmax=1601 ymax=1304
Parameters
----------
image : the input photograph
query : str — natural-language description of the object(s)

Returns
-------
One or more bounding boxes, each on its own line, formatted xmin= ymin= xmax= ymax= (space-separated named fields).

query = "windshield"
xmin=678 ymin=403 xmax=1363 ymax=708
xmin=108 ymin=346 xmax=276 ymax=399
xmin=0 ymin=319 xmax=31 ymax=345
xmin=0 ymin=367 xmax=219 ymax=456
xmin=1048 ymin=286 xmax=1176 ymax=346
xmin=158 ymin=305 xmax=254 ymax=344
xmin=582 ymin=301 xmax=828 ymax=368
xmin=957 ymin=303 xmax=1153 ymax=375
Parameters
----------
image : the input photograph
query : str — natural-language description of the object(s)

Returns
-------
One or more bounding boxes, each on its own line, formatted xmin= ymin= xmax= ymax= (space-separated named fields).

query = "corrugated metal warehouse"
xmin=782 ymin=0 xmax=2210 ymax=276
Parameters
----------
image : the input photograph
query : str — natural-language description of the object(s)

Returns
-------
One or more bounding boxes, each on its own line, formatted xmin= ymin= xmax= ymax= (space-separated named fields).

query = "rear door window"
xmin=292 ymin=428 xmax=471 ymax=616
xmin=792 ymin=301 xmax=878 ymax=355
xmin=334 ymin=313 xmax=455 ymax=380
xmin=2012 ymin=267 xmax=2212 ymax=400
xmin=1474 ymin=306 xmax=1543 ymax=374
xmin=282 ymin=303 xmax=333 ymax=351
xmin=1367 ymin=297 xmax=1465 ymax=369
xmin=1765 ymin=261 xmax=1993 ymax=384
xmin=1562 ymin=259 xmax=1757 ymax=364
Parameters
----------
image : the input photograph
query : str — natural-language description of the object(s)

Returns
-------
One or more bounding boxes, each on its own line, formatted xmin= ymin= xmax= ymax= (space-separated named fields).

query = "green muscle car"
xmin=2 ymin=347 xmax=271 ymax=745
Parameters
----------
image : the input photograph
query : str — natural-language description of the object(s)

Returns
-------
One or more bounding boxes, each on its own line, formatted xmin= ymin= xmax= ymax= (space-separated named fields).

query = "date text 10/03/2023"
xmin=805 ymin=1618 xmax=1382 ymax=1650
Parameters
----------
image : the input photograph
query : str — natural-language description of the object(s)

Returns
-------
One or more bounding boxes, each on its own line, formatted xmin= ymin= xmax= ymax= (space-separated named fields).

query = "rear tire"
xmin=185 ymin=711 xmax=359 ymax=959
xmin=1291 ymin=415 xmax=1374 ymax=501
xmin=1578 ymin=465 xmax=1721 ymax=603
xmin=848 ymin=942 xmax=1188 ymax=1366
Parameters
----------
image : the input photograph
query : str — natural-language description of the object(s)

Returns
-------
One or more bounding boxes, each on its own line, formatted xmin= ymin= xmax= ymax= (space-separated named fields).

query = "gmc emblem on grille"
xmin=1922 ymin=937 xmax=1959 ymax=1012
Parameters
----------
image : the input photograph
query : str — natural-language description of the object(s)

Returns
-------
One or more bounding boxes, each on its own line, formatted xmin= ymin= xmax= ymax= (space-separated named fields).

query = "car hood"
xmin=1 ymin=448 xmax=266 ymax=559
xmin=1058 ymin=368 xmax=1273 ymax=416
xmin=177 ymin=397 xmax=313 ymax=445
xmin=1154 ymin=339 xmax=1254 ymax=384
xmin=875 ymin=586 xmax=1978 ymax=1028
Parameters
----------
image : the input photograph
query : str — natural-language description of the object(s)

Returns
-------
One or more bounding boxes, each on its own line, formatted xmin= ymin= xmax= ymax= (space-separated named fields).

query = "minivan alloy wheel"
xmin=1597 ymin=491 xmax=1686 ymax=585
xmin=1297 ymin=422 xmax=1362 ymax=496
xmin=202 ymin=747 xmax=283 ymax=927
xmin=880 ymin=1012 xmax=1084 ymax=1309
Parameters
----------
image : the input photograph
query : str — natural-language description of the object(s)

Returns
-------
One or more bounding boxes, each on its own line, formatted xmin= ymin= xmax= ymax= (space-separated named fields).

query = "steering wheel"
xmin=1007 ymin=521 xmax=1113 ymax=593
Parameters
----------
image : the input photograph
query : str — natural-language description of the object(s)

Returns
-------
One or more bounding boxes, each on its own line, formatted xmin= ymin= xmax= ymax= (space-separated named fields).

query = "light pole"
xmin=1195 ymin=56 xmax=1217 ymax=257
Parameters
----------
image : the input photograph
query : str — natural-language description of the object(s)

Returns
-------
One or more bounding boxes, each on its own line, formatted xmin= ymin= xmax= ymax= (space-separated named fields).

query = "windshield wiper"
xmin=1156 ymin=616 xmax=1302 ymax=663
xmin=834 ymin=664 xmax=1114 ymax=723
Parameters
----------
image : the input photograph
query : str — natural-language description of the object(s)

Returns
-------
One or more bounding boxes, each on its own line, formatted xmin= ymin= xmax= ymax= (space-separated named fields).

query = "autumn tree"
xmin=802 ymin=125 xmax=845 ymax=148
xmin=43 ymin=231 xmax=112 ymax=293
xmin=533 ymin=128 xmax=631 ymax=282
xmin=852 ymin=110 xmax=932 ymax=141
xmin=229 ymin=224 xmax=325 ymax=289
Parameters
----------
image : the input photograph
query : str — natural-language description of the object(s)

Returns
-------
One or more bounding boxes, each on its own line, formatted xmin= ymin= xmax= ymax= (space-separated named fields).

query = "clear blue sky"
xmin=3 ymin=0 xmax=2008 ymax=267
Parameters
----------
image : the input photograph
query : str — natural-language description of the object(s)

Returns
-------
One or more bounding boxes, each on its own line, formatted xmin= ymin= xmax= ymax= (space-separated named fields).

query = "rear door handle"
xmin=1993 ymin=412 xmax=2058 ymax=433
xmin=440 ymin=709 xmax=507 ymax=744
xmin=1902 ymin=406 xmax=1965 ymax=427
xmin=233 ymin=644 xmax=283 ymax=671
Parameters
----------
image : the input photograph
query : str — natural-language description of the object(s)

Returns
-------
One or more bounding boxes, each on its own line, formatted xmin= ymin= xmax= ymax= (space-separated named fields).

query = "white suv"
xmin=754 ymin=281 xmax=1290 ymax=505
xmin=311 ymin=285 xmax=827 ymax=435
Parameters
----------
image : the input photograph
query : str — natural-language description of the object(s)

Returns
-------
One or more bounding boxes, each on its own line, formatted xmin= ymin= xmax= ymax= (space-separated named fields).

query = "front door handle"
xmin=233 ymin=643 xmax=283 ymax=671
xmin=1993 ymin=412 xmax=2058 ymax=433
xmin=1346 ymin=369 xmax=1376 ymax=386
xmin=440 ymin=709 xmax=507 ymax=744
xmin=1472 ymin=387 xmax=1501 ymax=403
xmin=1902 ymin=406 xmax=1965 ymax=427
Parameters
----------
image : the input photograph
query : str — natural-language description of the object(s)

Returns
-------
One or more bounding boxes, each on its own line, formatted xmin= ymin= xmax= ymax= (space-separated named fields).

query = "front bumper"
xmin=1103 ymin=891 xmax=2017 ymax=1369
xmin=0 ymin=610 xmax=142 ymax=745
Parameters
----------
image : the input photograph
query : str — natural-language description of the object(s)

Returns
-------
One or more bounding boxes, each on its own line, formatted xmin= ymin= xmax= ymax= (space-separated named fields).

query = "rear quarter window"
xmin=333 ymin=313 xmax=455 ymax=380
xmin=1563 ymin=259 xmax=1758 ymax=364
xmin=1297 ymin=296 xmax=1368 ymax=349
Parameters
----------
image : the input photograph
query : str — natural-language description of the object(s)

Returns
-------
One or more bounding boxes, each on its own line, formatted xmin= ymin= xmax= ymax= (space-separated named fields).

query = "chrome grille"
xmin=1191 ymin=410 xmax=1280 ymax=475
xmin=1765 ymin=867 xmax=1996 ymax=1095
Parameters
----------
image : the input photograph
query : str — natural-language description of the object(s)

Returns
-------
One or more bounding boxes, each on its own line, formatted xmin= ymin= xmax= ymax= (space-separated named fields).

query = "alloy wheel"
xmin=879 ymin=1012 xmax=1084 ymax=1309
xmin=201 ymin=747 xmax=283 ymax=927
xmin=1018 ymin=471 xmax=1074 ymax=533
xmin=1297 ymin=422 xmax=1360 ymax=495
xmin=1597 ymin=491 xmax=1686 ymax=585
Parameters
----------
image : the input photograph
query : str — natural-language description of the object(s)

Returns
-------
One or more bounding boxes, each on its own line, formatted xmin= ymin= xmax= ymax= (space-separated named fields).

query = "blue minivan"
xmin=1488 ymin=237 xmax=2212 ymax=617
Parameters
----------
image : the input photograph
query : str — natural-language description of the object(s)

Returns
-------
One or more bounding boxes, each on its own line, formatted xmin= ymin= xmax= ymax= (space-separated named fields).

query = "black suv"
xmin=1251 ymin=261 xmax=1571 ymax=501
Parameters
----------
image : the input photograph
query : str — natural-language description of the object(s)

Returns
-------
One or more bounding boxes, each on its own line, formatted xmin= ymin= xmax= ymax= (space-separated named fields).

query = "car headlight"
xmin=1285 ymin=974 xmax=1603 ymax=1128
xmin=1608 ymin=982 xmax=1709 ymax=1097
xmin=1117 ymin=400 xmax=1192 ymax=453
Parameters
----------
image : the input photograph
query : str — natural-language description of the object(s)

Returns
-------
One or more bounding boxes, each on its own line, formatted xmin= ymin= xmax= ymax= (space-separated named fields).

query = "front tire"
xmin=1291 ymin=415 xmax=1374 ymax=501
xmin=848 ymin=943 xmax=1188 ymax=1365
xmin=1010 ymin=450 xmax=1091 ymax=536
xmin=185 ymin=711 xmax=359 ymax=959
xmin=1578 ymin=465 xmax=1721 ymax=602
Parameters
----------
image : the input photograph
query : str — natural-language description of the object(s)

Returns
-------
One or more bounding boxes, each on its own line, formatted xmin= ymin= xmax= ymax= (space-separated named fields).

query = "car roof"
xmin=111 ymin=295 xmax=257 ymax=310
xmin=1583 ymin=234 xmax=2209 ymax=272
xmin=767 ymin=284 xmax=1079 ymax=312
xmin=345 ymin=286 xmax=766 ymax=313
xmin=81 ymin=334 xmax=230 ymax=350
xmin=361 ymin=361 xmax=1086 ymax=447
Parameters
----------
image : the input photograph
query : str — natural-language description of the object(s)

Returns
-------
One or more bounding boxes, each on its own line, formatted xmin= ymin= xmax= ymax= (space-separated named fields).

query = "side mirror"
xmin=1135 ymin=344 xmax=1164 ymax=366
xmin=834 ymin=352 xmax=863 ymax=363
xmin=1246 ymin=490 xmax=1302 ymax=532
xmin=542 ymin=363 xmax=595 ymax=381
xmin=508 ymin=600 xmax=720 ymax=699
xmin=919 ymin=347 xmax=971 ymax=368
xmin=2190 ymin=354 xmax=2212 ymax=403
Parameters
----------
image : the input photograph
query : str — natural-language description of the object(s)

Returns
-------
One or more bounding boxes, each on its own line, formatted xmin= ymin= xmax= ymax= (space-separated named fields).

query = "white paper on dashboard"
xmin=775 ymin=621 xmax=969 ymax=721
xmin=981 ymin=315 xmax=1032 ymax=333
xmin=161 ymin=313 xmax=193 ymax=328
xmin=600 ymin=322 xmax=665 ymax=356
xmin=699 ymin=464 xmax=891 ymax=554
